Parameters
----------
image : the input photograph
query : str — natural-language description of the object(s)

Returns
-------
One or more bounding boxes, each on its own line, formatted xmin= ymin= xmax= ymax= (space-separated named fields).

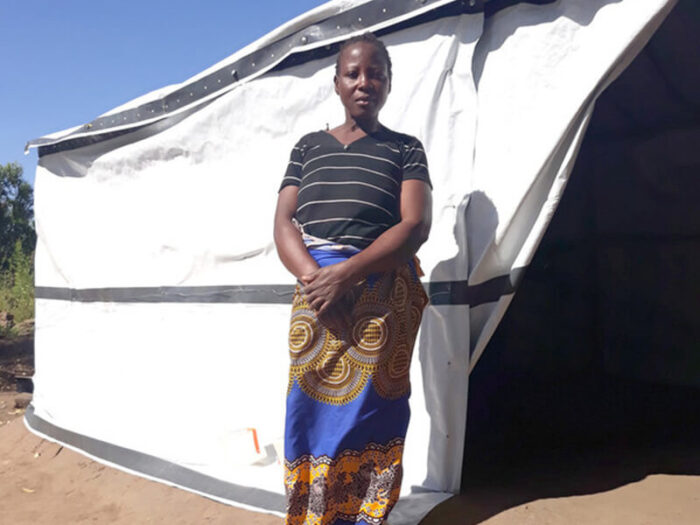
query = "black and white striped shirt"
xmin=280 ymin=128 xmax=431 ymax=250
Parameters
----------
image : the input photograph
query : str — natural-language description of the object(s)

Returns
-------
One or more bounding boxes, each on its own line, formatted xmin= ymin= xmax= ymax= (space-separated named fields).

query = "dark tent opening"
xmin=462 ymin=0 xmax=700 ymax=501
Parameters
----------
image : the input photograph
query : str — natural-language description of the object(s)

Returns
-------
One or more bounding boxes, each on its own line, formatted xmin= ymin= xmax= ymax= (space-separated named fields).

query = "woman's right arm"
xmin=273 ymin=185 xmax=319 ymax=280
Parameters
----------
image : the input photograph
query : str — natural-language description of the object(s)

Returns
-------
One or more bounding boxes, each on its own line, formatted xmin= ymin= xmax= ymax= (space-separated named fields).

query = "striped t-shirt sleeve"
xmin=279 ymin=140 xmax=305 ymax=191
xmin=402 ymin=138 xmax=432 ymax=189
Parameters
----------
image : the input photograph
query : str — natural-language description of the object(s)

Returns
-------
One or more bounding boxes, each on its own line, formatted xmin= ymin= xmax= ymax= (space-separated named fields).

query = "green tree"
xmin=0 ymin=240 xmax=34 ymax=323
xmin=0 ymin=162 xmax=35 ymax=270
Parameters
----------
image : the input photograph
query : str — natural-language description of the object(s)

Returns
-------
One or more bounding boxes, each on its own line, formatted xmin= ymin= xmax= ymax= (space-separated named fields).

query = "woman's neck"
xmin=342 ymin=116 xmax=381 ymax=135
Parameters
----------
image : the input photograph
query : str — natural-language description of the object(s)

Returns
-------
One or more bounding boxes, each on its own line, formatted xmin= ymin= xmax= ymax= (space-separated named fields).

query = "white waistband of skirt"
xmin=302 ymin=233 xmax=361 ymax=254
xmin=293 ymin=218 xmax=362 ymax=255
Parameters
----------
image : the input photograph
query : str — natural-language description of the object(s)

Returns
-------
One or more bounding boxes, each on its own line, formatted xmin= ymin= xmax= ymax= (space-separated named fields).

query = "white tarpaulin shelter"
xmin=25 ymin=0 xmax=684 ymax=522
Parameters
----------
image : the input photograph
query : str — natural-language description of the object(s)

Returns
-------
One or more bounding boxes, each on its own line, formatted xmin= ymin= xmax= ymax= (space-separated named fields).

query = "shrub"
xmin=0 ymin=240 xmax=34 ymax=332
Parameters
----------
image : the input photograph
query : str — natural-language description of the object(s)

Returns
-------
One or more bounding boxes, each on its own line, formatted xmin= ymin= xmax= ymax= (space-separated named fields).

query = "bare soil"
xmin=2 ymin=337 xmax=700 ymax=524
xmin=0 ymin=335 xmax=33 ymax=392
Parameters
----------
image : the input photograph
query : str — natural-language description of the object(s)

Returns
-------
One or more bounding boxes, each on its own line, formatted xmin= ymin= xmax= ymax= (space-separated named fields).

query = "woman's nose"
xmin=357 ymin=73 xmax=370 ymax=89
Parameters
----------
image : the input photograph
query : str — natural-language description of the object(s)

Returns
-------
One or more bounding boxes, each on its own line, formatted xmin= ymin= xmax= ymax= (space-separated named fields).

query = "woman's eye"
xmin=366 ymin=69 xmax=385 ymax=80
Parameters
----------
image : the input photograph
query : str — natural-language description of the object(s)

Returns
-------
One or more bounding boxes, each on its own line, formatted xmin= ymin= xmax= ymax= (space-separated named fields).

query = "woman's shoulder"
xmin=293 ymin=130 xmax=329 ymax=147
xmin=375 ymin=126 xmax=424 ymax=149
xmin=377 ymin=126 xmax=430 ymax=185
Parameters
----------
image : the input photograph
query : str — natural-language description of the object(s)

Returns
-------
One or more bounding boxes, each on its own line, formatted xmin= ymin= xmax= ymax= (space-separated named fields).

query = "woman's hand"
xmin=300 ymin=262 xmax=358 ymax=317
xmin=317 ymin=295 xmax=354 ymax=333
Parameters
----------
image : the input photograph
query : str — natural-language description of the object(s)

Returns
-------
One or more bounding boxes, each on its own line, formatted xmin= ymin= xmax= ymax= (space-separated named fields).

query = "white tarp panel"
xmin=26 ymin=0 xmax=675 ymax=523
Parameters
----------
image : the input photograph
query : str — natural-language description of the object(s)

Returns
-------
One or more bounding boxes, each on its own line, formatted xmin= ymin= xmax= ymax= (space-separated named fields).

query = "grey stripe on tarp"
xmin=35 ymin=284 xmax=296 ymax=304
xmin=24 ymin=405 xmax=287 ymax=513
xmin=27 ymin=1 xmax=561 ymax=157
xmin=29 ymin=0 xmax=489 ymax=156
xmin=484 ymin=0 xmax=556 ymax=16
xmin=35 ymin=268 xmax=525 ymax=306
xmin=429 ymin=267 xmax=526 ymax=306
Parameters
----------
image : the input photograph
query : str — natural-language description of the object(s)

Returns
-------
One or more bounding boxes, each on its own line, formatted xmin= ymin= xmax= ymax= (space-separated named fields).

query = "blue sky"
xmin=0 ymin=0 xmax=326 ymax=186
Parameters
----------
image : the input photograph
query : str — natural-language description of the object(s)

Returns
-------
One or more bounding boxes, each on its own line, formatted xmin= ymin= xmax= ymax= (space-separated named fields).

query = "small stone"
xmin=14 ymin=319 xmax=34 ymax=336
xmin=0 ymin=312 xmax=14 ymax=329
xmin=14 ymin=394 xmax=32 ymax=409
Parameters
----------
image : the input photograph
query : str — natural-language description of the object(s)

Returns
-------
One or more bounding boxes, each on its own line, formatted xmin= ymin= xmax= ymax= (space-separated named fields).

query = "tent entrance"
xmin=463 ymin=0 xmax=700 ymax=487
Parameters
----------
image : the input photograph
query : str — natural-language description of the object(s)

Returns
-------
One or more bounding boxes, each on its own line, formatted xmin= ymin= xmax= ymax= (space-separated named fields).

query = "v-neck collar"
xmin=324 ymin=123 xmax=392 ymax=147
xmin=323 ymin=130 xmax=371 ymax=148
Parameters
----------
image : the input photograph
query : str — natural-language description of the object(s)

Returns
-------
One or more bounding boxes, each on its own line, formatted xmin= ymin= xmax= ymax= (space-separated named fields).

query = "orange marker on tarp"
xmin=246 ymin=427 xmax=260 ymax=454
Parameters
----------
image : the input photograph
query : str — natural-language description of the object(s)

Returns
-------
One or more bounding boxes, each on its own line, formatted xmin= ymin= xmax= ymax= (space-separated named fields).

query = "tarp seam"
xmin=34 ymin=269 xmax=524 ymax=306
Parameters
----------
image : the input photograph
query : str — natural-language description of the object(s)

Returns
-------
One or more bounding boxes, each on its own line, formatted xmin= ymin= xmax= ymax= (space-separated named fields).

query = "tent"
xmin=25 ymin=0 xmax=694 ymax=523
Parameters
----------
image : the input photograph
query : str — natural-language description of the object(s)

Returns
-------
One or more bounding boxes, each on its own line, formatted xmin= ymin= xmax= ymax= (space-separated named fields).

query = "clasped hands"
xmin=300 ymin=262 xmax=361 ymax=332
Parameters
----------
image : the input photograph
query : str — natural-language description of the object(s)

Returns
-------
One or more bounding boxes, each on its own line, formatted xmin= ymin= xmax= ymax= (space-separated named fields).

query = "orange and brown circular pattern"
xmin=300 ymin=349 xmax=367 ymax=405
xmin=348 ymin=302 xmax=395 ymax=368
xmin=287 ymin=263 xmax=429 ymax=405
xmin=289 ymin=306 xmax=326 ymax=367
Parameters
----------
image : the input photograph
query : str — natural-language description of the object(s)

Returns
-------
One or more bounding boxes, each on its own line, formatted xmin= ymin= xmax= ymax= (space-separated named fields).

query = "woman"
xmin=274 ymin=33 xmax=432 ymax=525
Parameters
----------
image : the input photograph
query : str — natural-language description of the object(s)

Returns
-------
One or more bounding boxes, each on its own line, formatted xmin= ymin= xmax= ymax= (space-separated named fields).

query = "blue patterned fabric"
xmin=283 ymin=249 xmax=428 ymax=525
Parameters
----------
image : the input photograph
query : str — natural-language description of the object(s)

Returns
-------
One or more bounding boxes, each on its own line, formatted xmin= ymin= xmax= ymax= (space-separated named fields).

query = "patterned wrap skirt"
xmin=284 ymin=248 xmax=429 ymax=525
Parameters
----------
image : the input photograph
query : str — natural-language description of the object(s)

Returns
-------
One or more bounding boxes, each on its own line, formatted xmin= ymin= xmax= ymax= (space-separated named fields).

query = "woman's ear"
xmin=333 ymin=74 xmax=339 ymax=95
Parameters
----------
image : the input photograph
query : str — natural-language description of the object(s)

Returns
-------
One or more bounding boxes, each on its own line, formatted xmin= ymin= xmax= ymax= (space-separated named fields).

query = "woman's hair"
xmin=335 ymin=33 xmax=392 ymax=81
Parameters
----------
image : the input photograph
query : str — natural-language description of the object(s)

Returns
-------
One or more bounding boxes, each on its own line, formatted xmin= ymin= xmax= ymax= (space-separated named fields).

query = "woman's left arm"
xmin=301 ymin=179 xmax=432 ymax=315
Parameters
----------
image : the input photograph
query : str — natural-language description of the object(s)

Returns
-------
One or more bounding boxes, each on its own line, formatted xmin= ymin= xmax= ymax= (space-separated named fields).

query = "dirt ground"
xmin=0 ymin=335 xmax=33 ymax=392
xmin=2 ymin=337 xmax=700 ymax=524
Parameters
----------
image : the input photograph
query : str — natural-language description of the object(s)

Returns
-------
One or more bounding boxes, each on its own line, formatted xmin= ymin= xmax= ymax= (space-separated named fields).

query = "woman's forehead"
xmin=339 ymin=42 xmax=387 ymax=68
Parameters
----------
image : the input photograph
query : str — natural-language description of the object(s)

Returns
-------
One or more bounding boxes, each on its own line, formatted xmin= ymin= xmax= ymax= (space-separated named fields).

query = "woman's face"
xmin=334 ymin=42 xmax=391 ymax=123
